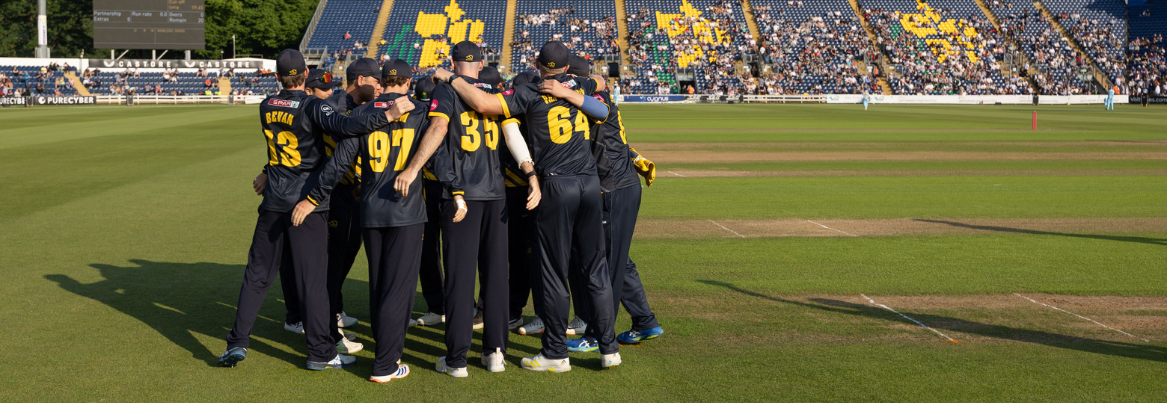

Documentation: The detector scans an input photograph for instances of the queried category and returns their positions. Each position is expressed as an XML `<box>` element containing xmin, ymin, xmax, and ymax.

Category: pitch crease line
<box><xmin>861</xmin><ymin>294</ymin><xmax>959</xmax><ymax>343</ymax></box>
<box><xmin>667</xmin><ymin>170</ymin><xmax>687</xmax><ymax>177</ymax></box>
<box><xmin>807</xmin><ymin>220</ymin><xmax>858</xmax><ymax>237</ymax></box>
<box><xmin>708</xmin><ymin>220</ymin><xmax>746</xmax><ymax>238</ymax></box>
<box><xmin>1014</xmin><ymin>293</ymin><xmax>1149</xmax><ymax>342</ymax></box>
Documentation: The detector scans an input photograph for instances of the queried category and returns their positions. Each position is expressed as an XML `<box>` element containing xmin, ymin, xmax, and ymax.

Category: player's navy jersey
<box><xmin>591</xmin><ymin>91</ymin><xmax>639</xmax><ymax>192</ymax></box>
<box><xmin>497</xmin><ymin>73</ymin><xmax>604</xmax><ymax>177</ymax></box>
<box><xmin>258</xmin><ymin>89</ymin><xmax>389</xmax><ymax>213</ymax></box>
<box><xmin>321</xmin><ymin>91</ymin><xmax>361</xmax><ymax>186</ymax></box>
<box><xmin>308</xmin><ymin>92</ymin><xmax>431</xmax><ymax>228</ymax></box>
<box><xmin>429</xmin><ymin>76</ymin><xmax>506</xmax><ymax>201</ymax></box>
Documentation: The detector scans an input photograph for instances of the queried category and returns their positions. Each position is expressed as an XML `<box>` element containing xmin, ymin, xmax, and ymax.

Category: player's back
<box><xmin>591</xmin><ymin>91</ymin><xmax>638</xmax><ymax>192</ymax></box>
<box><xmin>348</xmin><ymin>93</ymin><xmax>431</xmax><ymax>227</ymax></box>
<box><xmin>259</xmin><ymin>90</ymin><xmax>326</xmax><ymax>212</ymax></box>
<box><xmin>429</xmin><ymin>76</ymin><xmax>506</xmax><ymax>201</ymax></box>
<box><xmin>502</xmin><ymin>73</ymin><xmax>602</xmax><ymax>177</ymax></box>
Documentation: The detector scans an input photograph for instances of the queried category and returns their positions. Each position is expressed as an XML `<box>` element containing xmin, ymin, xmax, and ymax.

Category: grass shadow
<box><xmin>913</xmin><ymin>219</ymin><xmax>1167</xmax><ymax>246</ymax></box>
<box><xmin>697</xmin><ymin>280</ymin><xmax>1167</xmax><ymax>364</ymax></box>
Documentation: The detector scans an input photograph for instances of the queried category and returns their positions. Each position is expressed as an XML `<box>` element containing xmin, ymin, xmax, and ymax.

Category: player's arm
<box><xmin>590</xmin><ymin>75</ymin><xmax>608</xmax><ymax>93</ymax></box>
<box><xmin>292</xmin><ymin>136</ymin><xmax>359</xmax><ymax>226</ymax></box>
<box><xmin>628</xmin><ymin>146</ymin><xmax>656</xmax><ymax>187</ymax></box>
<box><xmin>396</xmin><ymin>92</ymin><xmax>453</xmax><ymax>196</ymax></box>
<box><xmin>429</xmin><ymin>135</ymin><xmax>469</xmax><ymax>222</ymax></box>
<box><xmin>432</xmin><ymin>69</ymin><xmax>506</xmax><ymax>116</ymax></box>
<box><xmin>253</xmin><ymin>165</ymin><xmax>268</xmax><ymax>195</ymax></box>
<box><xmin>501</xmin><ymin>119</ymin><xmax>540</xmax><ymax>209</ymax></box>
<box><xmin>539</xmin><ymin>79</ymin><xmax>608</xmax><ymax>120</ymax></box>
<box><xmin>309</xmin><ymin>96</ymin><xmax>414</xmax><ymax>137</ymax></box>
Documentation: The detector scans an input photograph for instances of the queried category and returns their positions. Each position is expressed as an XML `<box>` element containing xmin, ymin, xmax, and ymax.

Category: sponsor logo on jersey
<box><xmin>267</xmin><ymin>99</ymin><xmax>300</xmax><ymax>108</ymax></box>
<box><xmin>374</xmin><ymin>101</ymin><xmax>393</xmax><ymax>108</ymax></box>
<box><xmin>502</xmin><ymin>89</ymin><xmax>514</xmax><ymax>96</ymax></box>
<box><xmin>592</xmin><ymin>94</ymin><xmax>605</xmax><ymax>102</ymax></box>
<box><xmin>473</xmin><ymin>83</ymin><xmax>493</xmax><ymax>90</ymax></box>
<box><xmin>322</xmin><ymin>104</ymin><xmax>335</xmax><ymax>115</ymax></box>
<box><xmin>561</xmin><ymin>80</ymin><xmax>576</xmax><ymax>89</ymax></box>
<box><xmin>430</xmin><ymin>100</ymin><xmax>439</xmax><ymax>111</ymax></box>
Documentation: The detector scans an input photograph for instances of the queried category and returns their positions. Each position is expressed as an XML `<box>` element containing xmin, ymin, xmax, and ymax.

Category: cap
<box><xmin>381</xmin><ymin>59</ymin><xmax>413</xmax><ymax>78</ymax></box>
<box><xmin>537</xmin><ymin>41</ymin><xmax>569</xmax><ymax>69</ymax></box>
<box><xmin>276</xmin><ymin>49</ymin><xmax>307</xmax><ymax>77</ymax></box>
<box><xmin>479</xmin><ymin>66</ymin><xmax>502</xmax><ymax>87</ymax></box>
<box><xmin>451</xmin><ymin>41</ymin><xmax>482</xmax><ymax>62</ymax></box>
<box><xmin>306</xmin><ymin>69</ymin><xmax>342</xmax><ymax>89</ymax></box>
<box><xmin>511</xmin><ymin>71</ymin><xmax>539</xmax><ymax>87</ymax></box>
<box><xmin>413</xmin><ymin>76</ymin><xmax>436</xmax><ymax>102</ymax></box>
<box><xmin>567</xmin><ymin>55</ymin><xmax>591</xmax><ymax>77</ymax></box>
<box><xmin>346</xmin><ymin>58</ymin><xmax>381</xmax><ymax>82</ymax></box>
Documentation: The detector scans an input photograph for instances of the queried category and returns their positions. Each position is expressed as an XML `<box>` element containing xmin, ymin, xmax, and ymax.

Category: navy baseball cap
<box><xmin>537</xmin><ymin>41</ymin><xmax>569</xmax><ymax>69</ymax></box>
<box><xmin>382</xmin><ymin>59</ymin><xmax>413</xmax><ymax>78</ymax></box>
<box><xmin>451</xmin><ymin>41</ymin><xmax>482</xmax><ymax>62</ymax></box>
<box><xmin>511</xmin><ymin>71</ymin><xmax>539</xmax><ymax>86</ymax></box>
<box><xmin>414</xmin><ymin>76</ymin><xmax>436</xmax><ymax>101</ymax></box>
<box><xmin>276</xmin><ymin>49</ymin><xmax>307</xmax><ymax>76</ymax></box>
<box><xmin>479</xmin><ymin>66</ymin><xmax>502</xmax><ymax>88</ymax></box>
<box><xmin>346</xmin><ymin>58</ymin><xmax>381</xmax><ymax>82</ymax></box>
<box><xmin>567</xmin><ymin>55</ymin><xmax>590</xmax><ymax>77</ymax></box>
<box><xmin>306</xmin><ymin>69</ymin><xmax>342</xmax><ymax>89</ymax></box>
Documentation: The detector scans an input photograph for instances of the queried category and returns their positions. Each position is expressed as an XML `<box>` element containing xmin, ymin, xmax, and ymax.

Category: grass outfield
<box><xmin>1</xmin><ymin>103</ymin><xmax>1166</xmax><ymax>401</ymax></box>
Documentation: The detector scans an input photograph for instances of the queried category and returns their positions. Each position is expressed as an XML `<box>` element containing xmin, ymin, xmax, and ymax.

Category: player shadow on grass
<box><xmin>698</xmin><ymin>280</ymin><xmax>1167</xmax><ymax>364</ymax></box>
<box><xmin>914</xmin><ymin>219</ymin><xmax>1167</xmax><ymax>246</ymax></box>
<box><xmin>44</xmin><ymin>259</ymin><xmax>537</xmax><ymax>373</ymax></box>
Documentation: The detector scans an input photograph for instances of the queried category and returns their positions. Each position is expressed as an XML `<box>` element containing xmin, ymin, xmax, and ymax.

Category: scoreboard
<box><xmin>93</xmin><ymin>0</ymin><xmax>205</xmax><ymax>50</ymax></box>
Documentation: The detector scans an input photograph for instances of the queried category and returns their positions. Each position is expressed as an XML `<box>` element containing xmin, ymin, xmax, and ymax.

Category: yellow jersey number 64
<box><xmin>547</xmin><ymin>106</ymin><xmax>590</xmax><ymax>144</ymax></box>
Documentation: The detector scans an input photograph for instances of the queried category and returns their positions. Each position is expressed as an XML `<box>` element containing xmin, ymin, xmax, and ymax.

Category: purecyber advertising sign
<box><xmin>0</xmin><ymin>96</ymin><xmax>97</xmax><ymax>105</ymax></box>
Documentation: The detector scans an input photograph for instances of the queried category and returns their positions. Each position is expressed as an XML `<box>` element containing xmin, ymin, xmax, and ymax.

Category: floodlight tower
<box><xmin>35</xmin><ymin>0</ymin><xmax>50</xmax><ymax>58</ymax></box>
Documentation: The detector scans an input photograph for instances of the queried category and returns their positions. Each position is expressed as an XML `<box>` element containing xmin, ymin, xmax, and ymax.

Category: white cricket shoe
<box><xmin>416</xmin><ymin>312</ymin><xmax>445</xmax><ymax>326</ymax></box>
<box><xmin>409</xmin><ymin>318</ymin><xmax>417</xmax><ymax>327</ymax></box>
<box><xmin>518</xmin><ymin>317</ymin><xmax>544</xmax><ymax>335</ymax></box>
<box><xmin>337</xmin><ymin>311</ymin><xmax>358</xmax><ymax>328</ymax></box>
<box><xmin>507</xmin><ymin>317</ymin><xmax>524</xmax><ymax>330</ymax></box>
<box><xmin>307</xmin><ymin>354</ymin><xmax>356</xmax><ymax>370</ymax></box>
<box><xmin>343</xmin><ymin>331</ymin><xmax>356</xmax><ymax>341</ymax></box>
<box><xmin>284</xmin><ymin>321</ymin><xmax>304</xmax><ymax>334</ymax></box>
<box><xmin>369</xmin><ymin>364</ymin><xmax>410</xmax><ymax>383</ymax></box>
<box><xmin>481</xmin><ymin>347</ymin><xmax>505</xmax><ymax>372</ymax></box>
<box><xmin>601</xmin><ymin>352</ymin><xmax>622</xmax><ymax>369</ymax></box>
<box><xmin>472</xmin><ymin>309</ymin><xmax>484</xmax><ymax>330</ymax></box>
<box><xmin>566</xmin><ymin>315</ymin><xmax>587</xmax><ymax>335</ymax></box>
<box><xmin>336</xmin><ymin>336</ymin><xmax>364</xmax><ymax>354</ymax></box>
<box><xmin>436</xmin><ymin>356</ymin><xmax>468</xmax><ymax>378</ymax></box>
<box><xmin>521</xmin><ymin>353</ymin><xmax>570</xmax><ymax>373</ymax></box>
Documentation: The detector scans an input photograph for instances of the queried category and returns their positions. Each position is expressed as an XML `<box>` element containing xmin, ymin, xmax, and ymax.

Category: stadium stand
<box><xmin>860</xmin><ymin>0</ymin><xmax>1033</xmax><ymax>95</ymax></box>
<box><xmin>623</xmin><ymin>0</ymin><xmax>755</xmax><ymax>94</ymax></box>
<box><xmin>73</xmin><ymin>67</ymin><xmax>278</xmax><ymax>96</ymax></box>
<box><xmin>1043</xmin><ymin>0</ymin><xmax>1128</xmax><ymax>89</ymax></box>
<box><xmin>0</xmin><ymin>63</ymin><xmax>79</xmax><ymax>96</ymax></box>
<box><xmin>995</xmin><ymin>0</ymin><xmax>1094</xmax><ymax>94</ymax></box>
<box><xmin>306</xmin><ymin>0</ymin><xmax>384</xmax><ymax>61</ymax></box>
<box><xmin>375</xmin><ymin>0</ymin><xmax>506</xmax><ymax>76</ymax></box>
<box><xmin>1127</xmin><ymin>0</ymin><xmax>1165</xmax><ymax>98</ymax></box>
<box><xmin>511</xmin><ymin>1</ymin><xmax>620</xmax><ymax>74</ymax></box>
<box><xmin>751</xmin><ymin>0</ymin><xmax>877</xmax><ymax>95</ymax></box>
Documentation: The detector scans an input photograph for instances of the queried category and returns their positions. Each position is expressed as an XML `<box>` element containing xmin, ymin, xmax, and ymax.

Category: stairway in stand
<box><xmin>500</xmin><ymin>0</ymin><xmax>518</xmax><ymax>74</ymax></box>
<box><xmin>972</xmin><ymin>0</ymin><xmax>1040</xmax><ymax>92</ymax></box>
<box><xmin>1035</xmin><ymin>1</ymin><xmax>1112</xmax><ymax>89</ymax></box>
<box><xmin>64</xmin><ymin>72</ymin><xmax>91</xmax><ymax>96</ymax></box>
<box><xmin>366</xmin><ymin>0</ymin><xmax>398</xmax><ymax>58</ymax></box>
<box><xmin>847</xmin><ymin>0</ymin><xmax>893</xmax><ymax>94</ymax></box>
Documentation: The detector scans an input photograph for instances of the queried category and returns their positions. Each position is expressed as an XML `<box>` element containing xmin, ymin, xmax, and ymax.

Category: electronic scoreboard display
<box><xmin>93</xmin><ymin>0</ymin><xmax>205</xmax><ymax>50</ymax></box>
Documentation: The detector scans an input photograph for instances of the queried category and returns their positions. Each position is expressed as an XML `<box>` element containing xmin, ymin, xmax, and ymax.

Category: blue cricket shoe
<box><xmin>617</xmin><ymin>326</ymin><xmax>664</xmax><ymax>344</ymax></box>
<box><xmin>566</xmin><ymin>337</ymin><xmax>599</xmax><ymax>353</ymax></box>
<box><xmin>218</xmin><ymin>347</ymin><xmax>247</xmax><ymax>367</ymax></box>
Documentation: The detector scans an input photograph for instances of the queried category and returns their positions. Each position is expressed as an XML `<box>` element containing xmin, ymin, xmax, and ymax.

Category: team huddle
<box><xmin>218</xmin><ymin>40</ymin><xmax>662</xmax><ymax>382</ymax></box>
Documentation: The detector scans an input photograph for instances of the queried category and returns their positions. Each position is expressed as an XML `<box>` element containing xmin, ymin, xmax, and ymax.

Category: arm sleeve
<box><xmin>307</xmin><ymin>98</ymin><xmax>389</xmax><ymax>138</ymax></box>
<box><xmin>306</xmin><ymin>136</ymin><xmax>360</xmax><ymax>205</ymax></box>
<box><xmin>430</xmin><ymin>134</ymin><xmax>463</xmax><ymax>197</ymax></box>
<box><xmin>501</xmin><ymin>119</ymin><xmax>532</xmax><ymax>166</ymax></box>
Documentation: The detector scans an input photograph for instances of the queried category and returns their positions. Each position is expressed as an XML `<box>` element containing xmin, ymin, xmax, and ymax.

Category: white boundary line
<box><xmin>1014</xmin><ymin>293</ymin><xmax>1149</xmax><ymax>342</ymax></box>
<box><xmin>707</xmin><ymin>219</ymin><xmax>746</xmax><ymax>238</ymax></box>
<box><xmin>861</xmin><ymin>294</ymin><xmax>960</xmax><ymax>343</ymax></box>
<box><xmin>807</xmin><ymin>220</ymin><xmax>858</xmax><ymax>237</ymax></box>
<box><xmin>667</xmin><ymin>170</ymin><xmax>687</xmax><ymax>177</ymax></box>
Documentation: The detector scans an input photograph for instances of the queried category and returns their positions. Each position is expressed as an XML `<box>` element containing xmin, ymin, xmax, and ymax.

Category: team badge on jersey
<box><xmin>430</xmin><ymin>100</ymin><xmax>439</xmax><ymax>111</ymax></box>
<box><xmin>267</xmin><ymin>99</ymin><xmax>300</xmax><ymax>108</ymax></box>
<box><xmin>321</xmin><ymin>104</ymin><xmax>335</xmax><ymax>115</ymax></box>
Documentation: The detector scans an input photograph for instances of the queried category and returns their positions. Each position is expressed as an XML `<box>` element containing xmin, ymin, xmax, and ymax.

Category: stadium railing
<box><xmin>95</xmin><ymin>95</ymin><xmax>269</xmax><ymax>105</ymax></box>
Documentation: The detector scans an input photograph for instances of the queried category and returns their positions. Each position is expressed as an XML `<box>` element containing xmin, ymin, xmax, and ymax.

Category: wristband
<box><xmin>525</xmin><ymin>171</ymin><xmax>538</xmax><ymax>178</ymax></box>
<box><xmin>455</xmin><ymin>199</ymin><xmax>467</xmax><ymax>211</ymax></box>
<box><xmin>449</xmin><ymin>75</ymin><xmax>461</xmax><ymax>84</ymax></box>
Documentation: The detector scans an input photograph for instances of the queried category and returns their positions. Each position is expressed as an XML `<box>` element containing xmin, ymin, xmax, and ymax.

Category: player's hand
<box><xmin>452</xmin><ymin>195</ymin><xmax>468</xmax><ymax>223</ymax></box>
<box><xmin>633</xmin><ymin>155</ymin><xmax>656</xmax><ymax>187</ymax></box>
<box><xmin>433</xmin><ymin>69</ymin><xmax>454</xmax><ymax>83</ymax></box>
<box><xmin>252</xmin><ymin>173</ymin><xmax>267</xmax><ymax>195</ymax></box>
<box><xmin>526</xmin><ymin>176</ymin><xmax>542</xmax><ymax>210</ymax></box>
<box><xmin>291</xmin><ymin>200</ymin><xmax>315</xmax><ymax>226</ymax></box>
<box><xmin>385</xmin><ymin>96</ymin><xmax>415</xmax><ymax>121</ymax></box>
<box><xmin>395</xmin><ymin>169</ymin><xmax>417</xmax><ymax>196</ymax></box>
<box><xmin>538</xmin><ymin>79</ymin><xmax>575</xmax><ymax>99</ymax></box>
<box><xmin>352</xmin><ymin>185</ymin><xmax>361</xmax><ymax>201</ymax></box>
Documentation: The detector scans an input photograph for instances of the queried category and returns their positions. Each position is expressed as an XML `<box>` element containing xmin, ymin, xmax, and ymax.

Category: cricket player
<box><xmin>862</xmin><ymin>90</ymin><xmax>870</xmax><ymax>111</ymax></box>
<box><xmin>561</xmin><ymin>58</ymin><xmax>663</xmax><ymax>353</ymax></box>
<box><xmin>426</xmin><ymin>41</ymin><xmax>621</xmax><ymax>371</ymax></box>
<box><xmin>1106</xmin><ymin>85</ymin><xmax>1115</xmax><ymax>111</ymax></box>
<box><xmin>298</xmin><ymin>59</ymin><xmax>429</xmax><ymax>383</ymax></box>
<box><xmin>218</xmin><ymin>49</ymin><xmax>413</xmax><ymax>370</ymax></box>
<box><xmin>393</xmin><ymin>41</ymin><xmax>539</xmax><ymax>377</ymax></box>
<box><xmin>412</xmin><ymin>76</ymin><xmax>448</xmax><ymax>327</ymax></box>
